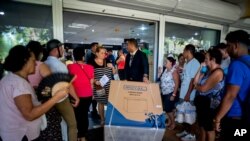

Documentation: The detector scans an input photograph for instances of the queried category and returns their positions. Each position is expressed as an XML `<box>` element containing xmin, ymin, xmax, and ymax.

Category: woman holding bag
<box><xmin>67</xmin><ymin>47</ymin><xmax>94</xmax><ymax>141</ymax></box>
<box><xmin>193</xmin><ymin>48</ymin><xmax>224</xmax><ymax>141</ymax></box>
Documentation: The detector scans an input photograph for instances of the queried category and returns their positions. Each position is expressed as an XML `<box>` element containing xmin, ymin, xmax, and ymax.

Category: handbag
<box><xmin>95</xmin><ymin>84</ymin><xmax>106</xmax><ymax>96</ymax></box>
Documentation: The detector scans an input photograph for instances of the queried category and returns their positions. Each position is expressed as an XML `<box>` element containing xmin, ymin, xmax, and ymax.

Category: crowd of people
<box><xmin>0</xmin><ymin>30</ymin><xmax>249</xmax><ymax>141</ymax></box>
<box><xmin>157</xmin><ymin>30</ymin><xmax>250</xmax><ymax>141</ymax></box>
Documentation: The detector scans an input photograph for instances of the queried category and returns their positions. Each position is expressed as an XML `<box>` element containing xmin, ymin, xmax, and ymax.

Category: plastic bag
<box><xmin>176</xmin><ymin>102</ymin><xmax>186</xmax><ymax>123</ymax></box>
<box><xmin>184</xmin><ymin>102</ymin><xmax>196</xmax><ymax>125</ymax></box>
<box><xmin>175</xmin><ymin>102</ymin><xmax>196</xmax><ymax>124</ymax></box>
<box><xmin>95</xmin><ymin>84</ymin><xmax>106</xmax><ymax>96</ymax></box>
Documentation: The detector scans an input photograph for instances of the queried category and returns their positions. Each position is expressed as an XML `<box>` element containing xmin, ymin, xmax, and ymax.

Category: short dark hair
<box><xmin>178</xmin><ymin>53</ymin><xmax>183</xmax><ymax>60</ymax></box>
<box><xmin>127</xmin><ymin>38</ymin><xmax>138</xmax><ymax>48</ymax></box>
<box><xmin>194</xmin><ymin>52</ymin><xmax>205</xmax><ymax>63</ymax></box>
<box><xmin>225</xmin><ymin>30</ymin><xmax>250</xmax><ymax>46</ymax></box>
<box><xmin>207</xmin><ymin>48</ymin><xmax>222</xmax><ymax>65</ymax></box>
<box><xmin>216</xmin><ymin>43</ymin><xmax>227</xmax><ymax>50</ymax></box>
<box><xmin>90</xmin><ymin>42</ymin><xmax>98</xmax><ymax>48</ymax></box>
<box><xmin>73</xmin><ymin>47</ymin><xmax>85</xmax><ymax>61</ymax></box>
<box><xmin>184</xmin><ymin>44</ymin><xmax>196</xmax><ymax>55</ymax></box>
<box><xmin>4</xmin><ymin>45</ymin><xmax>31</xmax><ymax>72</ymax></box>
<box><xmin>26</xmin><ymin>40</ymin><xmax>43</xmax><ymax>60</ymax></box>
<box><xmin>167</xmin><ymin>57</ymin><xmax>176</xmax><ymax>66</ymax></box>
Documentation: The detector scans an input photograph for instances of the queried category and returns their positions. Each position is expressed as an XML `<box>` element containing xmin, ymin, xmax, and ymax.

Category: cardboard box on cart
<box><xmin>105</xmin><ymin>80</ymin><xmax>166</xmax><ymax>141</ymax></box>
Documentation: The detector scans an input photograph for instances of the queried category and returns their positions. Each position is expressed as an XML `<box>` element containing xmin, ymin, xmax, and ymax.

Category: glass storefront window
<box><xmin>0</xmin><ymin>1</ymin><xmax>53</xmax><ymax>59</ymax></box>
<box><xmin>165</xmin><ymin>22</ymin><xmax>220</xmax><ymax>57</ymax></box>
<box><xmin>63</xmin><ymin>11</ymin><xmax>157</xmax><ymax>81</ymax></box>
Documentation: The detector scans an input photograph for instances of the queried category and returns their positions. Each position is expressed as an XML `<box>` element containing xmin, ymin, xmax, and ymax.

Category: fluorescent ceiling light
<box><xmin>0</xmin><ymin>11</ymin><xmax>4</xmax><ymax>15</ymax></box>
<box><xmin>68</xmin><ymin>23</ymin><xmax>92</xmax><ymax>29</ymax></box>
<box><xmin>64</xmin><ymin>31</ymin><xmax>77</xmax><ymax>35</ymax></box>
<box><xmin>140</xmin><ymin>26</ymin><xmax>146</xmax><ymax>31</ymax></box>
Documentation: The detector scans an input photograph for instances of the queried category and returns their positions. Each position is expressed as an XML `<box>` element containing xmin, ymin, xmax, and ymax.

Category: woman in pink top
<box><xmin>116</xmin><ymin>49</ymin><xmax>126</xmax><ymax>80</ymax></box>
<box><xmin>26</xmin><ymin>41</ymin><xmax>64</xmax><ymax>140</ymax></box>
<box><xmin>67</xmin><ymin>47</ymin><xmax>94</xmax><ymax>141</ymax></box>
<box><xmin>0</xmin><ymin>45</ymin><xmax>68</xmax><ymax>141</ymax></box>
<box><xmin>27</xmin><ymin>41</ymin><xmax>51</xmax><ymax>88</ymax></box>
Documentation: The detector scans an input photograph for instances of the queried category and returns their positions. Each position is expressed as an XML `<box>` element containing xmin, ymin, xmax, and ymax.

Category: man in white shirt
<box><xmin>177</xmin><ymin>44</ymin><xmax>200</xmax><ymax>141</ymax></box>
<box><xmin>45</xmin><ymin>39</ymin><xmax>79</xmax><ymax>141</ymax></box>
<box><xmin>180</xmin><ymin>45</ymin><xmax>200</xmax><ymax>102</ymax></box>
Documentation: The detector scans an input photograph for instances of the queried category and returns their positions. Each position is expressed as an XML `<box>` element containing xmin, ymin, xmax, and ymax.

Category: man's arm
<box><xmin>184</xmin><ymin>78</ymin><xmax>195</xmax><ymax>101</ymax></box>
<box><xmin>214</xmin><ymin>85</ymin><xmax>240</xmax><ymax>131</ymax></box>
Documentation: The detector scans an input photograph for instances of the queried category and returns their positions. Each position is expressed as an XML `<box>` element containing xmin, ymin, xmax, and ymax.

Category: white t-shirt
<box><xmin>0</xmin><ymin>73</ymin><xmax>41</xmax><ymax>141</ymax></box>
<box><xmin>179</xmin><ymin>58</ymin><xmax>200</xmax><ymax>101</ymax></box>
<box><xmin>45</xmin><ymin>56</ymin><xmax>68</xmax><ymax>73</ymax></box>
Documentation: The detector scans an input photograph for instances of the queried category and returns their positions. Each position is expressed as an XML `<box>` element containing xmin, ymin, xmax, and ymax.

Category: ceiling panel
<box><xmin>0</xmin><ymin>1</ymin><xmax>52</xmax><ymax>29</ymax></box>
<box><xmin>63</xmin><ymin>11</ymin><xmax>156</xmax><ymax>45</ymax></box>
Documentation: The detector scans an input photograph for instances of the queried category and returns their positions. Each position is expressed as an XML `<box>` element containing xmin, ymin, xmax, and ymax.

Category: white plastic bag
<box><xmin>114</xmin><ymin>73</ymin><xmax>120</xmax><ymax>80</ymax></box>
<box><xmin>184</xmin><ymin>102</ymin><xmax>196</xmax><ymax>125</ymax></box>
<box><xmin>176</xmin><ymin>102</ymin><xmax>186</xmax><ymax>123</ymax></box>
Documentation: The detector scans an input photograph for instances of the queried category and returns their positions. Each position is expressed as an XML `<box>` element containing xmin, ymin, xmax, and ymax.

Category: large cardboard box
<box><xmin>105</xmin><ymin>80</ymin><xmax>166</xmax><ymax>141</ymax></box>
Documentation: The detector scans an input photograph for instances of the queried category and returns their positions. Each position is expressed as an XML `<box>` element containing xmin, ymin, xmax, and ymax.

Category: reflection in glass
<box><xmin>165</xmin><ymin>22</ymin><xmax>220</xmax><ymax>57</ymax></box>
<box><xmin>0</xmin><ymin>1</ymin><xmax>53</xmax><ymax>59</ymax></box>
<box><xmin>63</xmin><ymin>11</ymin><xmax>157</xmax><ymax>81</ymax></box>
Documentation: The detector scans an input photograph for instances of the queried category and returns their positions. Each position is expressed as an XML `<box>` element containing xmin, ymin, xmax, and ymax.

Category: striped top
<box><xmin>93</xmin><ymin>67</ymin><xmax>112</xmax><ymax>104</ymax></box>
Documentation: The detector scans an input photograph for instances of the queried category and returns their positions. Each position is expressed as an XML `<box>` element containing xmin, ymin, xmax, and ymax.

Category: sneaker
<box><xmin>176</xmin><ymin>130</ymin><xmax>188</xmax><ymax>137</ymax></box>
<box><xmin>180</xmin><ymin>134</ymin><xmax>196</xmax><ymax>141</ymax></box>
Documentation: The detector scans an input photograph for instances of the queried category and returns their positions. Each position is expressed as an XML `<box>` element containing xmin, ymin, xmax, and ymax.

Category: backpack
<box><xmin>236</xmin><ymin>58</ymin><xmax>250</xmax><ymax>124</ymax></box>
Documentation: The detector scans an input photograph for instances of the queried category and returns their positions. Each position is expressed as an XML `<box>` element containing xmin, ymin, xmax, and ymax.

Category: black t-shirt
<box><xmin>87</xmin><ymin>53</ymin><xmax>96</xmax><ymax>65</ymax></box>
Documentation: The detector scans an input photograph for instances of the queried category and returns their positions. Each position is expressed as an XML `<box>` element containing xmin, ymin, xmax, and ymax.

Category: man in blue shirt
<box><xmin>215</xmin><ymin>30</ymin><xmax>250</xmax><ymax>141</ymax></box>
<box><xmin>106</xmin><ymin>49</ymin><xmax>116</xmax><ymax>67</ymax></box>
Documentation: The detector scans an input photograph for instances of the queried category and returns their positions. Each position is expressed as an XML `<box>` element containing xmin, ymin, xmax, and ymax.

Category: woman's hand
<box><xmin>53</xmin><ymin>87</ymin><xmax>69</xmax><ymax>102</ymax></box>
<box><xmin>201</xmin><ymin>62</ymin><xmax>206</xmax><ymax>67</ymax></box>
<box><xmin>107</xmin><ymin>63</ymin><xmax>114</xmax><ymax>68</ymax></box>
<box><xmin>95</xmin><ymin>80</ymin><xmax>101</xmax><ymax>86</ymax></box>
<box><xmin>170</xmin><ymin>95</ymin><xmax>175</xmax><ymax>101</ymax></box>
<box><xmin>107</xmin><ymin>63</ymin><xmax>116</xmax><ymax>74</ymax></box>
